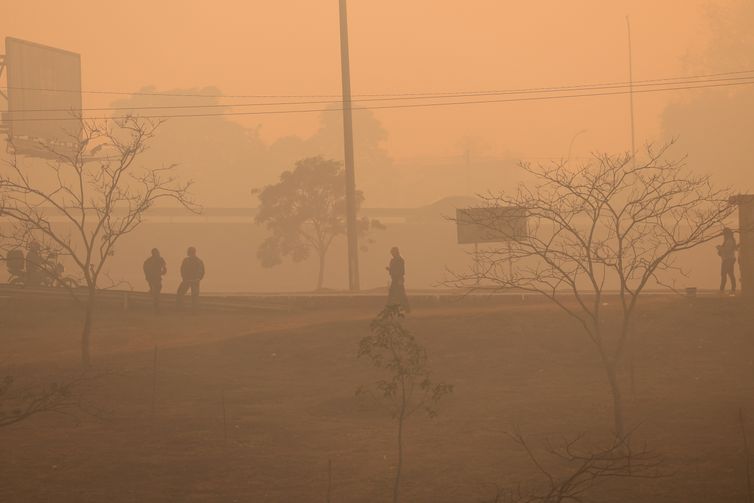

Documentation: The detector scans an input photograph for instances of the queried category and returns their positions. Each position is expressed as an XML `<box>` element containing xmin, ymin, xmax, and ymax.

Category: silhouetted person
<box><xmin>143</xmin><ymin>248</ymin><xmax>167</xmax><ymax>313</ymax></box>
<box><xmin>25</xmin><ymin>242</ymin><xmax>44</xmax><ymax>287</ymax></box>
<box><xmin>6</xmin><ymin>249</ymin><xmax>25</xmax><ymax>281</ymax></box>
<box><xmin>177</xmin><ymin>246</ymin><xmax>205</xmax><ymax>311</ymax></box>
<box><xmin>386</xmin><ymin>246</ymin><xmax>410</xmax><ymax>312</ymax></box>
<box><xmin>717</xmin><ymin>227</ymin><xmax>737</xmax><ymax>295</ymax></box>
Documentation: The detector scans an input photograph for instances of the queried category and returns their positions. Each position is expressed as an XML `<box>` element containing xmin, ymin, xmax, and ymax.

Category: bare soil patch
<box><xmin>1</xmin><ymin>295</ymin><xmax>753</xmax><ymax>502</ymax></box>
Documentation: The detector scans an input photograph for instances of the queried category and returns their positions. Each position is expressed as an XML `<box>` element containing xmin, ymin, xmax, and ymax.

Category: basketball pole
<box><xmin>339</xmin><ymin>0</ymin><xmax>361</xmax><ymax>292</ymax></box>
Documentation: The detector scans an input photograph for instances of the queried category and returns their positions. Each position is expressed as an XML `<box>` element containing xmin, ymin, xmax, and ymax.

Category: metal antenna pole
<box><xmin>339</xmin><ymin>0</ymin><xmax>360</xmax><ymax>291</ymax></box>
<box><xmin>626</xmin><ymin>16</ymin><xmax>637</xmax><ymax>169</ymax></box>
<box><xmin>465</xmin><ymin>148</ymin><xmax>472</xmax><ymax>196</ymax></box>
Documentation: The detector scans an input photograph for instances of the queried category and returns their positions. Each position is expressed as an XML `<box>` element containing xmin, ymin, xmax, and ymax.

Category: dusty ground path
<box><xmin>0</xmin><ymin>291</ymin><xmax>533</xmax><ymax>365</ymax></box>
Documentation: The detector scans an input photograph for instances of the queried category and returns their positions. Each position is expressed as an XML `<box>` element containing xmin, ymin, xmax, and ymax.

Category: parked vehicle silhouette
<box><xmin>5</xmin><ymin>248</ymin><xmax>79</xmax><ymax>289</ymax></box>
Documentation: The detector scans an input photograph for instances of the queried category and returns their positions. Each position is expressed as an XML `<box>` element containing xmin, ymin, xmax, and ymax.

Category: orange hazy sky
<box><xmin>4</xmin><ymin>1</ymin><xmax>722</xmax><ymax>160</ymax></box>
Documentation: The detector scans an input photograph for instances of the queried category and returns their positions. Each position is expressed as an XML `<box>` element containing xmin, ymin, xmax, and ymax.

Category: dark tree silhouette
<box><xmin>485</xmin><ymin>430</ymin><xmax>662</xmax><ymax>503</ymax></box>
<box><xmin>108</xmin><ymin>87</ymin><xmax>271</xmax><ymax>206</ymax></box>
<box><xmin>0</xmin><ymin>373</ymin><xmax>96</xmax><ymax>428</ymax></box>
<box><xmin>254</xmin><ymin>156</ymin><xmax>382</xmax><ymax>290</ymax></box>
<box><xmin>0</xmin><ymin>116</ymin><xmax>196</xmax><ymax>366</ymax></box>
<box><xmin>662</xmin><ymin>0</ymin><xmax>754</xmax><ymax>188</ymax></box>
<box><xmin>357</xmin><ymin>305</ymin><xmax>453</xmax><ymax>503</ymax></box>
<box><xmin>452</xmin><ymin>144</ymin><xmax>734</xmax><ymax>439</ymax></box>
<box><xmin>268</xmin><ymin>106</ymin><xmax>397</xmax><ymax>206</ymax></box>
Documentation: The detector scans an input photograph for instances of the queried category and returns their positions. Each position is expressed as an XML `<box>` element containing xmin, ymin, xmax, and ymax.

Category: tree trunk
<box><xmin>81</xmin><ymin>287</ymin><xmax>95</xmax><ymax>367</ymax></box>
<box><xmin>316</xmin><ymin>251</ymin><xmax>326</xmax><ymax>291</ymax></box>
<box><xmin>604</xmin><ymin>363</ymin><xmax>625</xmax><ymax>440</ymax></box>
<box><xmin>393</xmin><ymin>412</ymin><xmax>404</xmax><ymax>503</ymax></box>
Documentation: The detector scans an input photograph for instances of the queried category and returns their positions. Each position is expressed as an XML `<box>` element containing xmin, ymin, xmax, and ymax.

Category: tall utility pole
<box><xmin>339</xmin><ymin>0</ymin><xmax>360</xmax><ymax>291</ymax></box>
<box><xmin>464</xmin><ymin>148</ymin><xmax>471</xmax><ymax>196</ymax></box>
<box><xmin>626</xmin><ymin>16</ymin><xmax>637</xmax><ymax>169</ymax></box>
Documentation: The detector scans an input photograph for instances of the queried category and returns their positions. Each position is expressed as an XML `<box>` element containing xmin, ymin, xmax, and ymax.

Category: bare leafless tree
<box><xmin>452</xmin><ymin>143</ymin><xmax>734</xmax><ymax>438</ymax></box>
<box><xmin>484</xmin><ymin>430</ymin><xmax>662</xmax><ymax>503</ymax></box>
<box><xmin>0</xmin><ymin>116</ymin><xmax>196</xmax><ymax>366</ymax></box>
<box><xmin>0</xmin><ymin>372</ymin><xmax>101</xmax><ymax>428</ymax></box>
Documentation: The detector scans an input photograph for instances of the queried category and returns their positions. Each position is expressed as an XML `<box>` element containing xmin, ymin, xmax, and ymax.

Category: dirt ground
<box><xmin>1</xmin><ymin>294</ymin><xmax>754</xmax><ymax>502</ymax></box>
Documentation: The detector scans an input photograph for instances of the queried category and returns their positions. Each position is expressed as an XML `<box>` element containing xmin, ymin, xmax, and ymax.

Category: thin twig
<box><xmin>740</xmin><ymin>408</ymin><xmax>753</xmax><ymax>503</ymax></box>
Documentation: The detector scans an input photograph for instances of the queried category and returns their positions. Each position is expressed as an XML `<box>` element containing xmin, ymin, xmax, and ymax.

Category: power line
<box><xmin>4</xmin><ymin>77</ymin><xmax>754</xmax><ymax>122</ymax></box>
<box><xmin>9</xmin><ymin>73</ymin><xmax>754</xmax><ymax>114</ymax></box>
<box><xmin>2</xmin><ymin>68</ymin><xmax>754</xmax><ymax>100</ymax></box>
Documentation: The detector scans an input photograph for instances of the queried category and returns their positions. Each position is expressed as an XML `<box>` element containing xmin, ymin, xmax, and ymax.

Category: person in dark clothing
<box><xmin>177</xmin><ymin>246</ymin><xmax>205</xmax><ymax>310</ymax></box>
<box><xmin>143</xmin><ymin>248</ymin><xmax>167</xmax><ymax>313</ymax></box>
<box><xmin>717</xmin><ymin>227</ymin><xmax>737</xmax><ymax>295</ymax></box>
<box><xmin>386</xmin><ymin>246</ymin><xmax>410</xmax><ymax>312</ymax></box>
<box><xmin>25</xmin><ymin>242</ymin><xmax>45</xmax><ymax>287</ymax></box>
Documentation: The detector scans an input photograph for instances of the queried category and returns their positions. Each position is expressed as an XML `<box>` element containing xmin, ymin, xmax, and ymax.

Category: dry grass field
<box><xmin>1</xmin><ymin>293</ymin><xmax>753</xmax><ymax>502</ymax></box>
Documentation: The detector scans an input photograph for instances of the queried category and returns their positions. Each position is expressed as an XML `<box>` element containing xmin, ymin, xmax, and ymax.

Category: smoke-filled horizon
<box><xmin>5</xmin><ymin>1</ymin><xmax>751</xmax><ymax>200</ymax></box>
<box><xmin>4</xmin><ymin>5</ymin><xmax>754</xmax><ymax>502</ymax></box>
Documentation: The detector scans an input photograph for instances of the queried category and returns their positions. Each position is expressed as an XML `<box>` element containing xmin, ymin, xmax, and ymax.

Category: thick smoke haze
<box><xmin>3</xmin><ymin>0</ymin><xmax>752</xmax><ymax>291</ymax></box>
<box><xmin>3</xmin><ymin>2</ymin><xmax>754</xmax><ymax>503</ymax></box>
<box><xmin>6</xmin><ymin>0</ymin><xmax>746</xmax><ymax>197</ymax></box>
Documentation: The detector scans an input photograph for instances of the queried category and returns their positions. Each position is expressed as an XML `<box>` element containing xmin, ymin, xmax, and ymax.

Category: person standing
<box><xmin>386</xmin><ymin>246</ymin><xmax>410</xmax><ymax>312</ymax></box>
<box><xmin>177</xmin><ymin>246</ymin><xmax>205</xmax><ymax>311</ymax></box>
<box><xmin>25</xmin><ymin>242</ymin><xmax>44</xmax><ymax>287</ymax></box>
<box><xmin>717</xmin><ymin>228</ymin><xmax>738</xmax><ymax>295</ymax></box>
<box><xmin>143</xmin><ymin>248</ymin><xmax>167</xmax><ymax>313</ymax></box>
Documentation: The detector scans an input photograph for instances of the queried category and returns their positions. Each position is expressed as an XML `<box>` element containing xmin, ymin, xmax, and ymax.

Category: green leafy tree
<box><xmin>358</xmin><ymin>306</ymin><xmax>453</xmax><ymax>503</ymax></box>
<box><xmin>254</xmin><ymin>156</ymin><xmax>383</xmax><ymax>290</ymax></box>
